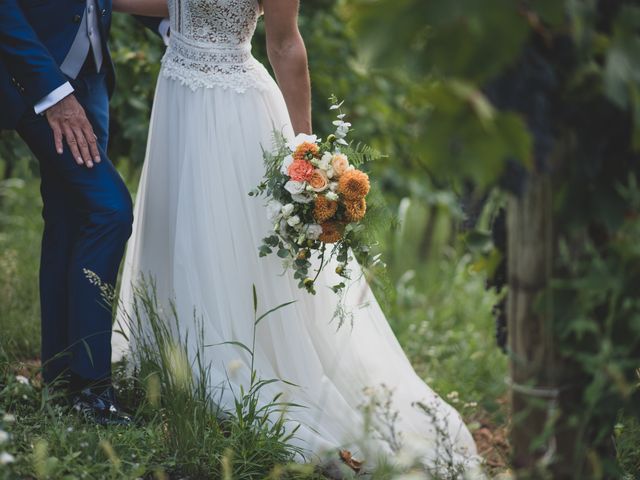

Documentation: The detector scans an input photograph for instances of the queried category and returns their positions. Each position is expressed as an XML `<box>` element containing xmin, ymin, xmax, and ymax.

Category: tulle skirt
<box><xmin>113</xmin><ymin>68</ymin><xmax>480</xmax><ymax>473</ymax></box>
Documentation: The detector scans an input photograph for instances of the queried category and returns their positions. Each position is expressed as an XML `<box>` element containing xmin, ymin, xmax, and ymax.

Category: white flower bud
<box><xmin>287</xmin><ymin>215</ymin><xmax>301</xmax><ymax>227</ymax></box>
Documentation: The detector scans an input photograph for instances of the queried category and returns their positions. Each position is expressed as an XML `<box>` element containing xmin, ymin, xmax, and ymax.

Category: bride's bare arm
<box><xmin>112</xmin><ymin>0</ymin><xmax>169</xmax><ymax>17</ymax></box>
<box><xmin>263</xmin><ymin>0</ymin><xmax>312</xmax><ymax>135</ymax></box>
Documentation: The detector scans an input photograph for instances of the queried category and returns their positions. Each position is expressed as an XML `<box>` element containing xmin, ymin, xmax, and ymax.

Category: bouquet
<box><xmin>251</xmin><ymin>99</ymin><xmax>385</xmax><ymax>303</ymax></box>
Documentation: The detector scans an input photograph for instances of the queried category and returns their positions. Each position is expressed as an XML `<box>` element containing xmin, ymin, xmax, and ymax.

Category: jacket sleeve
<box><xmin>0</xmin><ymin>0</ymin><xmax>68</xmax><ymax>106</ymax></box>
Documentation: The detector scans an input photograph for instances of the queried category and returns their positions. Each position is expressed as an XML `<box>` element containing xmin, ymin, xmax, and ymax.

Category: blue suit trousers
<box><xmin>16</xmin><ymin>68</ymin><xmax>132</xmax><ymax>384</ymax></box>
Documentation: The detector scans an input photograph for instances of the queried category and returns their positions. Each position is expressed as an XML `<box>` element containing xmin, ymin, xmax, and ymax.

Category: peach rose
<box><xmin>308</xmin><ymin>168</ymin><xmax>329</xmax><ymax>192</ymax></box>
<box><xmin>288</xmin><ymin>159</ymin><xmax>314</xmax><ymax>182</ymax></box>
<box><xmin>331</xmin><ymin>154</ymin><xmax>349</xmax><ymax>177</ymax></box>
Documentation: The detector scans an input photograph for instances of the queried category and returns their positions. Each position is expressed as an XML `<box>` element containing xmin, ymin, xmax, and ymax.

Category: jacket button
<box><xmin>73</xmin><ymin>14</ymin><xmax>81</xmax><ymax>23</ymax></box>
<box><xmin>101</xmin><ymin>9</ymin><xmax>107</xmax><ymax>16</ymax></box>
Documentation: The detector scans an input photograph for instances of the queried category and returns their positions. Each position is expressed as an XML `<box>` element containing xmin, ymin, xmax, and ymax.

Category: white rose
<box><xmin>284</xmin><ymin>180</ymin><xmax>306</xmax><ymax>195</ymax></box>
<box><xmin>291</xmin><ymin>193</ymin><xmax>314</xmax><ymax>204</ymax></box>
<box><xmin>0</xmin><ymin>452</ymin><xmax>15</xmax><ymax>465</ymax></box>
<box><xmin>287</xmin><ymin>133</ymin><xmax>319</xmax><ymax>151</ymax></box>
<box><xmin>281</xmin><ymin>203</ymin><xmax>295</xmax><ymax>217</ymax></box>
<box><xmin>287</xmin><ymin>215</ymin><xmax>301</xmax><ymax>227</ymax></box>
<box><xmin>318</xmin><ymin>152</ymin><xmax>332</xmax><ymax>170</ymax></box>
<box><xmin>280</xmin><ymin>154</ymin><xmax>294</xmax><ymax>175</ymax></box>
<box><xmin>266</xmin><ymin>200</ymin><xmax>283</xmax><ymax>222</ymax></box>
<box><xmin>305</xmin><ymin>223</ymin><xmax>323</xmax><ymax>240</ymax></box>
<box><xmin>325</xmin><ymin>191</ymin><xmax>339</xmax><ymax>201</ymax></box>
<box><xmin>0</xmin><ymin>430</ymin><xmax>8</xmax><ymax>444</ymax></box>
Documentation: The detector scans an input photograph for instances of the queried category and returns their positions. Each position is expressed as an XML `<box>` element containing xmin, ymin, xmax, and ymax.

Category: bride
<box><xmin>111</xmin><ymin>0</ymin><xmax>480</xmax><ymax>474</ymax></box>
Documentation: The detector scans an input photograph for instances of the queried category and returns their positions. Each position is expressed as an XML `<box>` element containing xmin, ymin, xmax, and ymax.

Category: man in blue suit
<box><xmin>0</xmin><ymin>0</ymin><xmax>166</xmax><ymax>425</ymax></box>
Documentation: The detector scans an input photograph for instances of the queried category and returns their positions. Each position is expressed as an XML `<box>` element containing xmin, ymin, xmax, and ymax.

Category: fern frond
<box><xmin>342</xmin><ymin>142</ymin><xmax>386</xmax><ymax>167</ymax></box>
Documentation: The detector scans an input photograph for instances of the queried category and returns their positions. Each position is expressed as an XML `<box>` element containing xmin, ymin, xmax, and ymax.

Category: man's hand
<box><xmin>45</xmin><ymin>94</ymin><xmax>101</xmax><ymax>168</ymax></box>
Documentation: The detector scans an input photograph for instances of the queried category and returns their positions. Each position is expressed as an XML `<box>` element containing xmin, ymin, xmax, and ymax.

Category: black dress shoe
<box><xmin>71</xmin><ymin>387</ymin><xmax>132</xmax><ymax>426</ymax></box>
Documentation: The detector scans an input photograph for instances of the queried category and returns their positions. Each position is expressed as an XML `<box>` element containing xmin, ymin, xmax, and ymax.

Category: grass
<box><xmin>1</xmin><ymin>177</ymin><xmax>639</xmax><ymax>478</ymax></box>
<box><xmin>0</xmin><ymin>178</ymin><xmax>41</xmax><ymax>360</ymax></box>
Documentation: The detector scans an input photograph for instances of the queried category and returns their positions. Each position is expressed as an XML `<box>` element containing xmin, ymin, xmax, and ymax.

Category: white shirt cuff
<box><xmin>34</xmin><ymin>82</ymin><xmax>74</xmax><ymax>115</ymax></box>
<box><xmin>159</xmin><ymin>19</ymin><xmax>170</xmax><ymax>46</ymax></box>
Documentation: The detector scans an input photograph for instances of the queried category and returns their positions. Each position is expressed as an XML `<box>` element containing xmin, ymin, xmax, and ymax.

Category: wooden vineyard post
<box><xmin>507</xmin><ymin>172</ymin><xmax>557</xmax><ymax>477</ymax></box>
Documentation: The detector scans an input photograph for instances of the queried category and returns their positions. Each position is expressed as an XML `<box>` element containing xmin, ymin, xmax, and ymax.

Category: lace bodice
<box><xmin>161</xmin><ymin>0</ymin><xmax>274</xmax><ymax>92</ymax></box>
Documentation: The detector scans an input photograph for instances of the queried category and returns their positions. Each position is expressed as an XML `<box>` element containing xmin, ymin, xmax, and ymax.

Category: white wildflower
<box><xmin>0</xmin><ymin>452</ymin><xmax>15</xmax><ymax>465</ymax></box>
<box><xmin>15</xmin><ymin>375</ymin><xmax>29</xmax><ymax>386</ymax></box>
<box><xmin>446</xmin><ymin>391</ymin><xmax>459</xmax><ymax>403</ymax></box>
<box><xmin>333</xmin><ymin>119</ymin><xmax>351</xmax><ymax>139</ymax></box>
<box><xmin>287</xmin><ymin>215</ymin><xmax>301</xmax><ymax>227</ymax></box>
<box><xmin>227</xmin><ymin>359</ymin><xmax>244</xmax><ymax>379</ymax></box>
<box><xmin>2</xmin><ymin>414</ymin><xmax>15</xmax><ymax>424</ymax></box>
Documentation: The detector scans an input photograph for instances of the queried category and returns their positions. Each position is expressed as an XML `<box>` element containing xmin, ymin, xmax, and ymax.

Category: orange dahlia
<box><xmin>344</xmin><ymin>198</ymin><xmax>367</xmax><ymax>222</ymax></box>
<box><xmin>319</xmin><ymin>221</ymin><xmax>343</xmax><ymax>244</ymax></box>
<box><xmin>293</xmin><ymin>142</ymin><xmax>320</xmax><ymax>162</ymax></box>
<box><xmin>313</xmin><ymin>195</ymin><xmax>338</xmax><ymax>223</ymax></box>
<box><xmin>338</xmin><ymin>169</ymin><xmax>370</xmax><ymax>201</ymax></box>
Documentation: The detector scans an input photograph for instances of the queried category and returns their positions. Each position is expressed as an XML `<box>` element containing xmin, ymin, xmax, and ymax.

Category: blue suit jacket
<box><xmin>0</xmin><ymin>0</ymin><xmax>161</xmax><ymax>130</ymax></box>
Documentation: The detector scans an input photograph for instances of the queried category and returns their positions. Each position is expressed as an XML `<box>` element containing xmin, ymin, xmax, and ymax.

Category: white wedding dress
<box><xmin>113</xmin><ymin>0</ymin><xmax>480</xmax><ymax>474</ymax></box>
